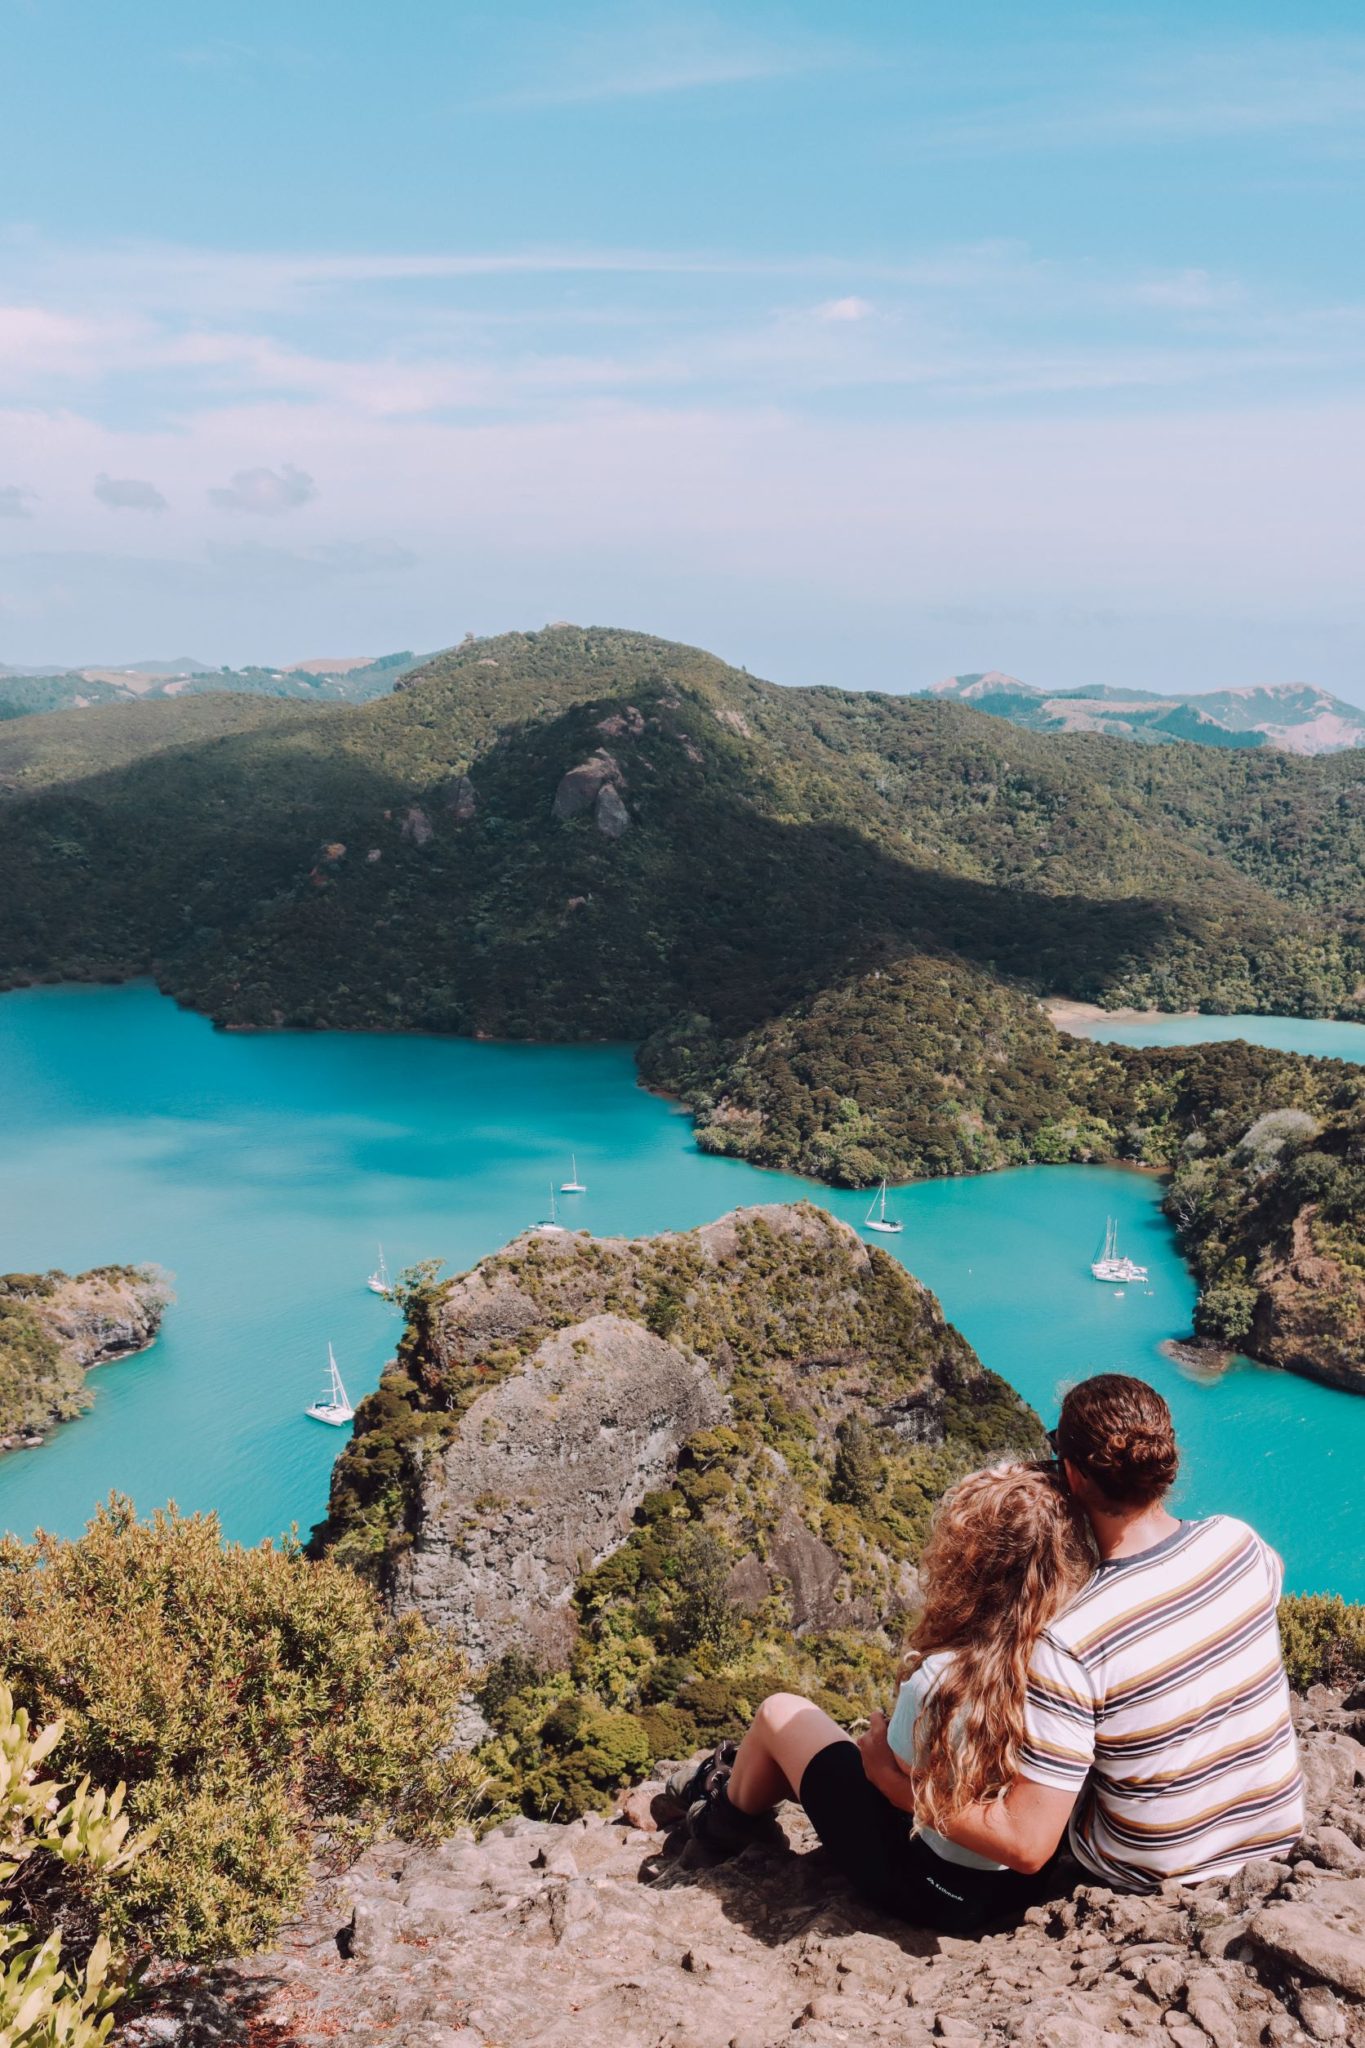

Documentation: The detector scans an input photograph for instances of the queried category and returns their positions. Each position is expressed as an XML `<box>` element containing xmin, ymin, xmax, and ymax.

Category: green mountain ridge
<box><xmin>925</xmin><ymin>673</ymin><xmax>1365</xmax><ymax>755</ymax></box>
<box><xmin>0</xmin><ymin>649</ymin><xmax>430</xmax><ymax>722</ymax></box>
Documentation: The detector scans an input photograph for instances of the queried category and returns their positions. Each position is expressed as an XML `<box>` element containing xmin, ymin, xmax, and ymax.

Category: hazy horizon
<box><xmin>3</xmin><ymin>1</ymin><xmax>1364</xmax><ymax>704</ymax></box>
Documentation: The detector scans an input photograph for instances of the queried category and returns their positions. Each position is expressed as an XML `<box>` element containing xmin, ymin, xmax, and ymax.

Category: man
<box><xmin>860</xmin><ymin>1373</ymin><xmax>1305</xmax><ymax>1888</ymax></box>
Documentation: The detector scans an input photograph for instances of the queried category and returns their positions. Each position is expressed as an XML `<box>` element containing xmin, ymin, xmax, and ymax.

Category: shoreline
<box><xmin>1045</xmin><ymin>998</ymin><xmax>1200</xmax><ymax>1036</ymax></box>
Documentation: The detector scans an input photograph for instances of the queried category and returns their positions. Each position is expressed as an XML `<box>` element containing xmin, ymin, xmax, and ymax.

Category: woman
<box><xmin>667</xmin><ymin>1461</ymin><xmax>1094</xmax><ymax>1933</ymax></box>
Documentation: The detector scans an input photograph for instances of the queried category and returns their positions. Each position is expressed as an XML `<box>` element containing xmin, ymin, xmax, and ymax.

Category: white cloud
<box><xmin>484</xmin><ymin>7</ymin><xmax>855</xmax><ymax>107</ymax></box>
<box><xmin>93</xmin><ymin>474</ymin><xmax>167</xmax><ymax>512</ymax></box>
<box><xmin>907</xmin><ymin>34</ymin><xmax>1365</xmax><ymax>156</ymax></box>
<box><xmin>208</xmin><ymin>463</ymin><xmax>317</xmax><ymax>513</ymax></box>
<box><xmin>0</xmin><ymin>485</ymin><xmax>35</xmax><ymax>518</ymax></box>
<box><xmin>814</xmin><ymin>296</ymin><xmax>874</xmax><ymax>323</ymax></box>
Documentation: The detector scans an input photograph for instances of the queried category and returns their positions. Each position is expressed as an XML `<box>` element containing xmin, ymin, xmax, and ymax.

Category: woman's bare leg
<box><xmin>726</xmin><ymin>1693</ymin><xmax>855</xmax><ymax>1816</ymax></box>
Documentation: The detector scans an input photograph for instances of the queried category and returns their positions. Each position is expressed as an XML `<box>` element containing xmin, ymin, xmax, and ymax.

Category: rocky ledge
<box><xmin>0</xmin><ymin>1262</ymin><xmax>170</xmax><ymax>1449</ymax></box>
<box><xmin>125</xmin><ymin>1682</ymin><xmax>1365</xmax><ymax>2048</ymax></box>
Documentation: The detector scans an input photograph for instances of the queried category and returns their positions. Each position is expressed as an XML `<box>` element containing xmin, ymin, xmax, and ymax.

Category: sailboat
<box><xmin>863</xmin><ymin>1179</ymin><xmax>904</xmax><ymax>1235</ymax></box>
<box><xmin>534</xmin><ymin>1182</ymin><xmax>566</xmax><ymax>1235</ymax></box>
<box><xmin>560</xmin><ymin>1154</ymin><xmax>587</xmax><ymax>1194</ymax></box>
<box><xmin>306</xmin><ymin>1343</ymin><xmax>355</xmax><ymax>1427</ymax></box>
<box><xmin>1091</xmin><ymin>1218</ymin><xmax>1149</xmax><ymax>1285</ymax></box>
<box><xmin>367</xmin><ymin>1244</ymin><xmax>392</xmax><ymax>1297</ymax></box>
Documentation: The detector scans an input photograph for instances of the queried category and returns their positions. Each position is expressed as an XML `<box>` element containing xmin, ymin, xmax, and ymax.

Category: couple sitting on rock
<box><xmin>666</xmin><ymin>1372</ymin><xmax>1305</xmax><ymax>1935</ymax></box>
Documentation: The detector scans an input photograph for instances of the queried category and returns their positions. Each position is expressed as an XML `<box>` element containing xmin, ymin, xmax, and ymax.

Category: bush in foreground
<box><xmin>1279</xmin><ymin>1592</ymin><xmax>1365</xmax><ymax>1691</ymax></box>
<box><xmin>0</xmin><ymin>1679</ymin><xmax>151</xmax><ymax>2046</ymax></box>
<box><xmin>0</xmin><ymin>1499</ymin><xmax>478</xmax><ymax>1959</ymax></box>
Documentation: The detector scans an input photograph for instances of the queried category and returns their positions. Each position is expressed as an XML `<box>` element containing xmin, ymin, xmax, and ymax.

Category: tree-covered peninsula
<box><xmin>0</xmin><ymin>1264</ymin><xmax>169</xmax><ymax>1448</ymax></box>
<box><xmin>1</xmin><ymin>625</ymin><xmax>1361</xmax><ymax>1386</ymax></box>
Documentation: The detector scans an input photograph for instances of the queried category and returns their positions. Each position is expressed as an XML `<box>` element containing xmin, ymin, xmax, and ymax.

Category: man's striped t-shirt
<box><xmin>1022</xmin><ymin>1515</ymin><xmax>1304</xmax><ymax>1888</ymax></box>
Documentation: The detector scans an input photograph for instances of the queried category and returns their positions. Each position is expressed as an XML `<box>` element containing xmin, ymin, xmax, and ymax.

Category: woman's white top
<box><xmin>886</xmin><ymin>1649</ymin><xmax>1008</xmax><ymax>1871</ymax></box>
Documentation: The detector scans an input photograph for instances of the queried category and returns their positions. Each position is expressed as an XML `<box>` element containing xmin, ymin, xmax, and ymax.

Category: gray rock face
<box><xmin>42</xmin><ymin>1267</ymin><xmax>169</xmax><ymax>1366</ymax></box>
<box><xmin>389</xmin><ymin>1312</ymin><xmax>727</xmax><ymax>1663</ymax></box>
<box><xmin>595</xmin><ymin>782</ymin><xmax>630</xmax><ymax>838</ymax></box>
<box><xmin>596</xmin><ymin>705</ymin><xmax>645</xmax><ymax>739</ymax></box>
<box><xmin>441</xmin><ymin>774</ymin><xmax>478</xmax><ymax>824</ymax></box>
<box><xmin>399</xmin><ymin>804</ymin><xmax>434</xmax><ymax>846</ymax></box>
<box><xmin>128</xmin><ymin>1698</ymin><xmax>1365</xmax><ymax>2048</ymax></box>
<box><xmin>552</xmin><ymin>750</ymin><xmax>621</xmax><ymax>821</ymax></box>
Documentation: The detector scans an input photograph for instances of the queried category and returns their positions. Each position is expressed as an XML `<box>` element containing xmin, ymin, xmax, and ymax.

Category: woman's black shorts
<box><xmin>799</xmin><ymin>1740</ymin><xmax>1032</xmax><ymax>1935</ymax></box>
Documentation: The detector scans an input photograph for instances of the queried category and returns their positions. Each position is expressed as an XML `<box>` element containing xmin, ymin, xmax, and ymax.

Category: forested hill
<box><xmin>3</xmin><ymin>624</ymin><xmax>1363</xmax><ymax>1384</ymax></box>
<box><xmin>1</xmin><ymin>624</ymin><xmax>1360</xmax><ymax>1028</ymax></box>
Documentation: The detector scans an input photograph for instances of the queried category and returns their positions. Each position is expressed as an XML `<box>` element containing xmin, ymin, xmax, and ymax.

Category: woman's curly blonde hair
<box><xmin>900</xmin><ymin>1461</ymin><xmax>1094</xmax><ymax>1834</ymax></box>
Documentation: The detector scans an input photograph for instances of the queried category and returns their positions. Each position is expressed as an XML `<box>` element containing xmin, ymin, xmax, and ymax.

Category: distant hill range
<box><xmin>921</xmin><ymin>673</ymin><xmax>1365</xmax><ymax>755</ymax></box>
<box><xmin>0</xmin><ymin>650</ymin><xmax>433</xmax><ymax>720</ymax></box>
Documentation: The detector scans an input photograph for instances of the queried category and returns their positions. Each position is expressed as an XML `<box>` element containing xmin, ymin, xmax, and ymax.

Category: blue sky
<box><xmin>2</xmin><ymin>0</ymin><xmax>1364</xmax><ymax>697</ymax></box>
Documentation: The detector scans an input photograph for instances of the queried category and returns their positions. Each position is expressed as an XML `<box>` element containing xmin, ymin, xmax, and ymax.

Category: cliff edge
<box><xmin>0</xmin><ymin>1262</ymin><xmax>169</xmax><ymax>1448</ymax></box>
<box><xmin>126</xmin><ymin>1679</ymin><xmax>1365</xmax><ymax>2047</ymax></box>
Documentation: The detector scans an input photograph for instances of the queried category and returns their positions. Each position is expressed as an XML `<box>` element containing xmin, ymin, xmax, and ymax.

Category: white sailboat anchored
<box><xmin>1091</xmin><ymin>1218</ymin><xmax>1149</xmax><ymax>1285</ymax></box>
<box><xmin>560</xmin><ymin>1155</ymin><xmax>587</xmax><ymax>1194</ymax></box>
<box><xmin>863</xmin><ymin>1179</ymin><xmax>904</xmax><ymax>1235</ymax></box>
<box><xmin>534</xmin><ymin>1182</ymin><xmax>566</xmax><ymax>1235</ymax></box>
<box><xmin>306</xmin><ymin>1343</ymin><xmax>355</xmax><ymax>1427</ymax></box>
<box><xmin>367</xmin><ymin>1244</ymin><xmax>392</xmax><ymax>1297</ymax></box>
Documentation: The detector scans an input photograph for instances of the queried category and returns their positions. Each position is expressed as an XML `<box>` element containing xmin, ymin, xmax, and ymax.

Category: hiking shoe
<box><xmin>662</xmin><ymin>1741</ymin><xmax>737</xmax><ymax>1819</ymax></box>
<box><xmin>683</xmin><ymin>1776</ymin><xmax>764</xmax><ymax>1858</ymax></box>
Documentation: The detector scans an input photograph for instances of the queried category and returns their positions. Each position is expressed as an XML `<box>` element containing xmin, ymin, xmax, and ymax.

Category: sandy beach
<box><xmin>1044</xmin><ymin>998</ymin><xmax>1200</xmax><ymax>1037</ymax></box>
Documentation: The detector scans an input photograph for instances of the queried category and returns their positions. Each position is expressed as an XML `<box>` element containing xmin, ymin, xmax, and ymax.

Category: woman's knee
<box><xmin>752</xmin><ymin>1691</ymin><xmax>814</xmax><ymax>1736</ymax></box>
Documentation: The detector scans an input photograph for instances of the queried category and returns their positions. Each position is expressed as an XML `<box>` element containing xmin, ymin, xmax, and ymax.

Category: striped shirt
<box><xmin>1022</xmin><ymin>1516</ymin><xmax>1304</xmax><ymax>1889</ymax></box>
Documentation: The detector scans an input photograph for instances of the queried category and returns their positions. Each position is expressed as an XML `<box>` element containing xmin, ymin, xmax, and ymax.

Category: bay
<box><xmin>0</xmin><ymin>983</ymin><xmax>1360</xmax><ymax>1598</ymax></box>
<box><xmin>1072</xmin><ymin>1012</ymin><xmax>1365</xmax><ymax>1063</ymax></box>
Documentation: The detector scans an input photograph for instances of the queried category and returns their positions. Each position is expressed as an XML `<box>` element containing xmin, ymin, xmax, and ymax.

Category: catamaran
<box><xmin>560</xmin><ymin>1155</ymin><xmax>587</xmax><ymax>1194</ymax></box>
<box><xmin>534</xmin><ymin>1183</ymin><xmax>566</xmax><ymax>1235</ymax></box>
<box><xmin>863</xmin><ymin>1179</ymin><xmax>904</xmax><ymax>1235</ymax></box>
<box><xmin>1091</xmin><ymin>1218</ymin><xmax>1148</xmax><ymax>1285</ymax></box>
<box><xmin>367</xmin><ymin>1244</ymin><xmax>392</xmax><ymax>1297</ymax></box>
<box><xmin>306</xmin><ymin>1343</ymin><xmax>355</xmax><ymax>1427</ymax></box>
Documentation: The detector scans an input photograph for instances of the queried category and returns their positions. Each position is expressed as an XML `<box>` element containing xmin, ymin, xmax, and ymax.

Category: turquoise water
<box><xmin>1074</xmin><ymin>1012</ymin><xmax>1365</xmax><ymax>1063</ymax></box>
<box><xmin>0</xmin><ymin>984</ymin><xmax>1361</xmax><ymax>1597</ymax></box>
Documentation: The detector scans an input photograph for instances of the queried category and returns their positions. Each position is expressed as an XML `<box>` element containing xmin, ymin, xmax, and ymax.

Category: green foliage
<box><xmin>0</xmin><ymin>1266</ymin><xmax>165</xmax><ymax>1444</ymax></box>
<box><xmin>0</xmin><ymin>1681</ymin><xmax>152</xmax><ymax>2048</ymax></box>
<box><xmin>0</xmin><ymin>1288</ymin><xmax>73</xmax><ymax>1440</ymax></box>
<box><xmin>0</xmin><ymin>1500</ymin><xmax>478</xmax><ymax>1959</ymax></box>
<box><xmin>830</xmin><ymin>1415</ymin><xmax>883</xmax><ymax>1510</ymax></box>
<box><xmin>1278</xmin><ymin>1594</ymin><xmax>1365</xmax><ymax>1690</ymax></box>
<box><xmin>1194</xmin><ymin>1266</ymin><xmax>1259</xmax><ymax>1345</ymax></box>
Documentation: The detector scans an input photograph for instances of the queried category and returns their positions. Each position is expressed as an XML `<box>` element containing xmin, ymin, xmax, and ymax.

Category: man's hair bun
<box><xmin>1056</xmin><ymin>1377</ymin><xmax>1178</xmax><ymax>1508</ymax></box>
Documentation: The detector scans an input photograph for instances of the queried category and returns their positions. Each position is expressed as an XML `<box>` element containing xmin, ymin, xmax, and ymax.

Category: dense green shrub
<box><xmin>1279</xmin><ymin>1594</ymin><xmax>1365</xmax><ymax>1690</ymax></box>
<box><xmin>0</xmin><ymin>1499</ymin><xmax>478</xmax><ymax>1959</ymax></box>
<box><xmin>0</xmin><ymin>1682</ymin><xmax>151</xmax><ymax>2047</ymax></box>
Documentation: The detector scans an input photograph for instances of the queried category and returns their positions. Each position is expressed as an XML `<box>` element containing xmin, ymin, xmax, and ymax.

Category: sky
<box><xmin>1</xmin><ymin>0</ymin><xmax>1364</xmax><ymax>698</ymax></box>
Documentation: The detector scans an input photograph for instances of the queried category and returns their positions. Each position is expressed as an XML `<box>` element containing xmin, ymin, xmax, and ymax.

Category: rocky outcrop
<box><xmin>400</xmin><ymin>805</ymin><xmax>434</xmax><ymax>847</ymax></box>
<box><xmin>123</xmin><ymin>1683</ymin><xmax>1365</xmax><ymax>2048</ymax></box>
<box><xmin>0</xmin><ymin>1264</ymin><xmax>169</xmax><ymax>1448</ymax></box>
<box><xmin>597</xmin><ymin>706</ymin><xmax>645</xmax><ymax>740</ymax></box>
<box><xmin>320</xmin><ymin>1205</ymin><xmax>1039</xmax><ymax>1715</ymax></box>
<box><xmin>595</xmin><ymin>783</ymin><xmax>631</xmax><ymax>837</ymax></box>
<box><xmin>552</xmin><ymin>750</ymin><xmax>619</xmax><ymax>818</ymax></box>
<box><xmin>1252</xmin><ymin>1210</ymin><xmax>1365</xmax><ymax>1396</ymax></box>
<box><xmin>389</xmin><ymin>1312</ymin><xmax>727</xmax><ymax>1663</ymax></box>
<box><xmin>552</xmin><ymin>750</ymin><xmax>630</xmax><ymax>834</ymax></box>
<box><xmin>442</xmin><ymin>774</ymin><xmax>478</xmax><ymax>824</ymax></box>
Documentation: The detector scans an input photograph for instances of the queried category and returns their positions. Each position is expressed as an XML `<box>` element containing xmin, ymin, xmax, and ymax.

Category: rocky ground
<box><xmin>122</xmin><ymin>1683</ymin><xmax>1365</xmax><ymax>2048</ymax></box>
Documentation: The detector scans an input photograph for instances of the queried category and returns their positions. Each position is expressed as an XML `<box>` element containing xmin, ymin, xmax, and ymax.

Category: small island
<box><xmin>0</xmin><ymin>1264</ymin><xmax>170</xmax><ymax>1451</ymax></box>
